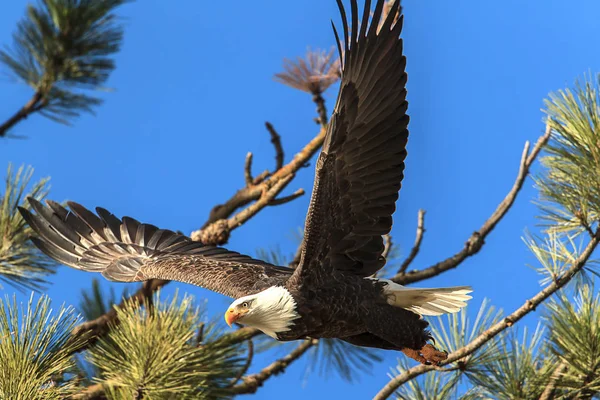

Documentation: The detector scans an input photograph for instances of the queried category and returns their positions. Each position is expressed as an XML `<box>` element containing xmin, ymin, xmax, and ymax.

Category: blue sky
<box><xmin>1</xmin><ymin>0</ymin><xmax>600</xmax><ymax>398</ymax></box>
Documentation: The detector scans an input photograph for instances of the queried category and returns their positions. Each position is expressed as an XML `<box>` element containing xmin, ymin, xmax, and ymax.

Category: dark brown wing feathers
<box><xmin>19</xmin><ymin>199</ymin><xmax>291</xmax><ymax>298</ymax></box>
<box><xmin>298</xmin><ymin>0</ymin><xmax>408</xmax><ymax>278</ymax></box>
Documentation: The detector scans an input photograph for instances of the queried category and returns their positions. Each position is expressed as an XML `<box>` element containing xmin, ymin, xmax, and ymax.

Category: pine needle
<box><xmin>0</xmin><ymin>164</ymin><xmax>54</xmax><ymax>291</ymax></box>
<box><xmin>88</xmin><ymin>291</ymin><xmax>243</xmax><ymax>399</ymax></box>
<box><xmin>0</xmin><ymin>294</ymin><xmax>81</xmax><ymax>399</ymax></box>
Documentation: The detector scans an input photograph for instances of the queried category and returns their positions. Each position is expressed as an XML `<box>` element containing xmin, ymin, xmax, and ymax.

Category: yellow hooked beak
<box><xmin>225</xmin><ymin>308</ymin><xmax>246</xmax><ymax>327</ymax></box>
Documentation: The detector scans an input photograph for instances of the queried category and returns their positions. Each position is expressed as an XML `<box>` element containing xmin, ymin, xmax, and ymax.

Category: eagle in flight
<box><xmin>21</xmin><ymin>0</ymin><xmax>472</xmax><ymax>365</ymax></box>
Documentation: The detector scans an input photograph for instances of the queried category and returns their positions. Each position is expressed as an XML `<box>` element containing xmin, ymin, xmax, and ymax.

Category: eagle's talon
<box><xmin>420</xmin><ymin>344</ymin><xmax>448</xmax><ymax>365</ymax></box>
<box><xmin>401</xmin><ymin>347</ymin><xmax>427</xmax><ymax>364</ymax></box>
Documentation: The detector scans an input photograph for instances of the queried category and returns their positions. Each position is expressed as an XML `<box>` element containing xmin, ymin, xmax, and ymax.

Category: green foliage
<box><xmin>255</xmin><ymin>245</ymin><xmax>292</xmax><ymax>267</ymax></box>
<box><xmin>544</xmin><ymin>285</ymin><xmax>600</xmax><ymax>398</ymax></box>
<box><xmin>0</xmin><ymin>294</ymin><xmax>81</xmax><ymax>399</ymax></box>
<box><xmin>88</xmin><ymin>292</ymin><xmax>243</xmax><ymax>399</ymax></box>
<box><xmin>429</xmin><ymin>299</ymin><xmax>503</xmax><ymax>377</ymax></box>
<box><xmin>306</xmin><ymin>338</ymin><xmax>383</xmax><ymax>382</ymax></box>
<box><xmin>524</xmin><ymin>230</ymin><xmax>598</xmax><ymax>290</ymax></box>
<box><xmin>392</xmin><ymin>301</ymin><xmax>503</xmax><ymax>399</ymax></box>
<box><xmin>0</xmin><ymin>0</ymin><xmax>130</xmax><ymax>124</ymax></box>
<box><xmin>0</xmin><ymin>164</ymin><xmax>55</xmax><ymax>291</ymax></box>
<box><xmin>466</xmin><ymin>325</ymin><xmax>555</xmax><ymax>399</ymax></box>
<box><xmin>78</xmin><ymin>278</ymin><xmax>122</xmax><ymax>321</ymax></box>
<box><xmin>538</xmin><ymin>73</ymin><xmax>600</xmax><ymax>233</ymax></box>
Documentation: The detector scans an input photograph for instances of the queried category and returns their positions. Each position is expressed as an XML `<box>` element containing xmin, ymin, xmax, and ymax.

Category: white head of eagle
<box><xmin>224</xmin><ymin>286</ymin><xmax>300</xmax><ymax>338</ymax></box>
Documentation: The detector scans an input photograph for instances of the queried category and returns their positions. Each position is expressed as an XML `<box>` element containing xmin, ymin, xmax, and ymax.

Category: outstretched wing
<box><xmin>297</xmin><ymin>0</ymin><xmax>409</xmax><ymax>278</ymax></box>
<box><xmin>20</xmin><ymin>199</ymin><xmax>292</xmax><ymax>299</ymax></box>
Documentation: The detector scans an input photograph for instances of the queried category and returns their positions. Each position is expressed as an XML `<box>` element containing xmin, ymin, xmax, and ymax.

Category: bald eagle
<box><xmin>20</xmin><ymin>0</ymin><xmax>472</xmax><ymax>365</ymax></box>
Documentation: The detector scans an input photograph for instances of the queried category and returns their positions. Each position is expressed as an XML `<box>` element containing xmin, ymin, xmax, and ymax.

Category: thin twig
<box><xmin>228</xmin><ymin>339</ymin><xmax>255</xmax><ymax>387</ymax></box>
<box><xmin>392</xmin><ymin>126</ymin><xmax>551</xmax><ymax>285</ymax></box>
<box><xmin>226</xmin><ymin>175</ymin><xmax>295</xmax><ymax>230</ymax></box>
<box><xmin>373</xmin><ymin>229</ymin><xmax>600</xmax><ymax>400</ymax></box>
<box><xmin>251</xmin><ymin>171</ymin><xmax>269</xmax><ymax>186</ymax></box>
<box><xmin>312</xmin><ymin>93</ymin><xmax>329</xmax><ymax>127</ymax></box>
<box><xmin>196</xmin><ymin>125</ymin><xmax>326</xmax><ymax>234</ymax></box>
<box><xmin>70</xmin><ymin>383</ymin><xmax>105</xmax><ymax>400</ymax></box>
<box><xmin>265</xmin><ymin>122</ymin><xmax>284</xmax><ymax>171</ymax></box>
<box><xmin>382</xmin><ymin>234</ymin><xmax>393</xmax><ymax>260</ymax></box>
<box><xmin>195</xmin><ymin>323</ymin><xmax>205</xmax><ymax>346</ymax></box>
<box><xmin>539</xmin><ymin>360</ymin><xmax>568</xmax><ymax>400</ymax></box>
<box><xmin>290</xmin><ymin>241</ymin><xmax>304</xmax><ymax>269</ymax></box>
<box><xmin>230</xmin><ymin>338</ymin><xmax>319</xmax><ymax>394</ymax></box>
<box><xmin>268</xmin><ymin>188</ymin><xmax>305</xmax><ymax>206</ymax></box>
<box><xmin>0</xmin><ymin>91</ymin><xmax>44</xmax><ymax>137</ymax></box>
<box><xmin>397</xmin><ymin>209</ymin><xmax>425</xmax><ymax>275</ymax></box>
<box><xmin>244</xmin><ymin>152</ymin><xmax>254</xmax><ymax>186</ymax></box>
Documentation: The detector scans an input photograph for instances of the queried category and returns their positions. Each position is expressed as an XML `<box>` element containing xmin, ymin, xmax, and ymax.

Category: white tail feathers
<box><xmin>370</xmin><ymin>278</ymin><xmax>473</xmax><ymax>316</ymax></box>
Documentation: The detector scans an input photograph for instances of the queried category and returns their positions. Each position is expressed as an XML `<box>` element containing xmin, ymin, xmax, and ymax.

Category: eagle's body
<box><xmin>21</xmin><ymin>0</ymin><xmax>472</xmax><ymax>365</ymax></box>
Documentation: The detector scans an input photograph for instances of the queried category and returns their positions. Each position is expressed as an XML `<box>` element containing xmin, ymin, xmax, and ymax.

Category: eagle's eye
<box><xmin>241</xmin><ymin>302</ymin><xmax>249</xmax><ymax>308</ymax></box>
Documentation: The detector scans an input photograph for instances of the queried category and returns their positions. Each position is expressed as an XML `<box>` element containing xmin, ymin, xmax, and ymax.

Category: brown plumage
<box><xmin>20</xmin><ymin>0</ymin><xmax>472</xmax><ymax>365</ymax></box>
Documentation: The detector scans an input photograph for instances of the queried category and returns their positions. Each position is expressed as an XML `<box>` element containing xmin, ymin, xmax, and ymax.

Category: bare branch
<box><xmin>313</xmin><ymin>93</ymin><xmax>329</xmax><ymax>127</ymax></box>
<box><xmin>252</xmin><ymin>170</ymin><xmax>270</xmax><ymax>185</ymax></box>
<box><xmin>195</xmin><ymin>322</ymin><xmax>205</xmax><ymax>346</ymax></box>
<box><xmin>397</xmin><ymin>209</ymin><xmax>426</xmax><ymax>275</ymax></box>
<box><xmin>226</xmin><ymin>174</ymin><xmax>295</xmax><ymax>231</ymax></box>
<box><xmin>244</xmin><ymin>152</ymin><xmax>254</xmax><ymax>186</ymax></box>
<box><xmin>374</xmin><ymin>229</ymin><xmax>600</xmax><ymax>400</ymax></box>
<box><xmin>265</xmin><ymin>122</ymin><xmax>284</xmax><ymax>171</ymax></box>
<box><xmin>269</xmin><ymin>188</ymin><xmax>305</xmax><ymax>206</ymax></box>
<box><xmin>195</xmin><ymin>125</ymin><xmax>326</xmax><ymax>234</ymax></box>
<box><xmin>392</xmin><ymin>126</ymin><xmax>551</xmax><ymax>285</ymax></box>
<box><xmin>230</xmin><ymin>338</ymin><xmax>318</xmax><ymax>394</ymax></box>
<box><xmin>539</xmin><ymin>360</ymin><xmax>568</xmax><ymax>400</ymax></box>
<box><xmin>0</xmin><ymin>91</ymin><xmax>44</xmax><ymax>137</ymax></box>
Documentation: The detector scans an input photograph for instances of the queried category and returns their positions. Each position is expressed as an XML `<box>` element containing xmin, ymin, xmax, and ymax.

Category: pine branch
<box><xmin>0</xmin><ymin>0</ymin><xmax>129</xmax><ymax>136</ymax></box>
<box><xmin>0</xmin><ymin>91</ymin><xmax>44</xmax><ymax>137</ymax></box>
<box><xmin>539</xmin><ymin>361</ymin><xmax>568</xmax><ymax>400</ymax></box>
<box><xmin>70</xmin><ymin>280</ymin><xmax>164</xmax><ymax>351</ymax></box>
<box><xmin>0</xmin><ymin>295</ymin><xmax>81</xmax><ymax>399</ymax></box>
<box><xmin>70</xmin><ymin>384</ymin><xmax>104</xmax><ymax>400</ymax></box>
<box><xmin>543</xmin><ymin>285</ymin><xmax>600</xmax><ymax>398</ymax></box>
<box><xmin>0</xmin><ymin>164</ymin><xmax>54</xmax><ymax>291</ymax></box>
<box><xmin>392</xmin><ymin>125</ymin><xmax>551</xmax><ymax>284</ymax></box>
<box><xmin>397</xmin><ymin>209</ymin><xmax>425</xmax><ymax>275</ymax></box>
<box><xmin>230</xmin><ymin>339</ymin><xmax>318</xmax><ymax>394</ymax></box>
<box><xmin>374</xmin><ymin>228</ymin><xmax>600</xmax><ymax>400</ymax></box>
<box><xmin>75</xmin><ymin>293</ymin><xmax>247</xmax><ymax>399</ymax></box>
